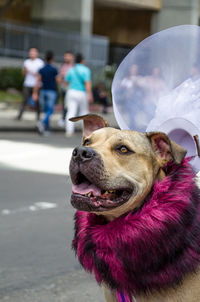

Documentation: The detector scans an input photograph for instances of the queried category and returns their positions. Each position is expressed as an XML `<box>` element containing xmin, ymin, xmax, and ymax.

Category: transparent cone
<box><xmin>112</xmin><ymin>25</ymin><xmax>200</xmax><ymax>172</ymax></box>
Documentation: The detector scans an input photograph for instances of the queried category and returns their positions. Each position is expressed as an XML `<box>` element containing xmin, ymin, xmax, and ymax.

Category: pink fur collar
<box><xmin>72</xmin><ymin>159</ymin><xmax>200</xmax><ymax>296</ymax></box>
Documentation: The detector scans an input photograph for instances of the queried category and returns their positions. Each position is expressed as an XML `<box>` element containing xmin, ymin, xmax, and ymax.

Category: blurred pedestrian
<box><xmin>32</xmin><ymin>51</ymin><xmax>58</xmax><ymax>136</ymax></box>
<box><xmin>93</xmin><ymin>82</ymin><xmax>109</xmax><ymax>114</ymax></box>
<box><xmin>64</xmin><ymin>53</ymin><xmax>93</xmax><ymax>137</ymax></box>
<box><xmin>190</xmin><ymin>64</ymin><xmax>200</xmax><ymax>81</ymax></box>
<box><xmin>17</xmin><ymin>47</ymin><xmax>44</xmax><ymax>120</ymax></box>
<box><xmin>57</xmin><ymin>51</ymin><xmax>74</xmax><ymax>127</ymax></box>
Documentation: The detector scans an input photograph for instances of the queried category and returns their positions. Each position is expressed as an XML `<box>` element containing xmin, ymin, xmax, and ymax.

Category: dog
<box><xmin>69</xmin><ymin>114</ymin><xmax>200</xmax><ymax>302</ymax></box>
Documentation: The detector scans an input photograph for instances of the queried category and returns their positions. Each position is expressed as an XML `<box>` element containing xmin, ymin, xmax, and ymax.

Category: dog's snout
<box><xmin>72</xmin><ymin>147</ymin><xmax>96</xmax><ymax>162</ymax></box>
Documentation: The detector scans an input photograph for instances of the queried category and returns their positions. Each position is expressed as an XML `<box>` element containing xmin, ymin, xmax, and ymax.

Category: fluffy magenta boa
<box><xmin>72</xmin><ymin>159</ymin><xmax>200</xmax><ymax>296</ymax></box>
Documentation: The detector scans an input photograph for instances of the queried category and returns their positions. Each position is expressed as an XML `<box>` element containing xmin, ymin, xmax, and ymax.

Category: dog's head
<box><xmin>69</xmin><ymin>114</ymin><xmax>187</xmax><ymax>220</ymax></box>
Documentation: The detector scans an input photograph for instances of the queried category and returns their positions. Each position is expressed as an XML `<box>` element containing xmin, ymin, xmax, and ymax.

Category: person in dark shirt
<box><xmin>93</xmin><ymin>82</ymin><xmax>109</xmax><ymax>114</ymax></box>
<box><xmin>33</xmin><ymin>51</ymin><xmax>58</xmax><ymax>135</ymax></box>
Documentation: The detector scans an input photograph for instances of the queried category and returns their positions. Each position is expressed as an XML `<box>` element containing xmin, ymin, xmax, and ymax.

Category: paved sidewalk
<box><xmin>0</xmin><ymin>103</ymin><xmax>118</xmax><ymax>132</ymax></box>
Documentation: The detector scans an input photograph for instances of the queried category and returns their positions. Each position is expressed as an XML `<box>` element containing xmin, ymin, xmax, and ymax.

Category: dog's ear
<box><xmin>146</xmin><ymin>132</ymin><xmax>187</xmax><ymax>166</ymax></box>
<box><xmin>69</xmin><ymin>114</ymin><xmax>108</xmax><ymax>138</ymax></box>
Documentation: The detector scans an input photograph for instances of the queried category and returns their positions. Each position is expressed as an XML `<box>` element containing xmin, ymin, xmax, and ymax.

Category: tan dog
<box><xmin>69</xmin><ymin>114</ymin><xmax>200</xmax><ymax>302</ymax></box>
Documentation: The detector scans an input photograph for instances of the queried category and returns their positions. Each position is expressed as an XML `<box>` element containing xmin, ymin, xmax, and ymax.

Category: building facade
<box><xmin>1</xmin><ymin>0</ymin><xmax>200</xmax><ymax>64</ymax></box>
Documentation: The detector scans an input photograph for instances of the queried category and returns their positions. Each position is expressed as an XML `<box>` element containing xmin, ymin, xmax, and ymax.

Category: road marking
<box><xmin>1</xmin><ymin>202</ymin><xmax>58</xmax><ymax>216</ymax></box>
<box><xmin>0</xmin><ymin>140</ymin><xmax>73</xmax><ymax>175</ymax></box>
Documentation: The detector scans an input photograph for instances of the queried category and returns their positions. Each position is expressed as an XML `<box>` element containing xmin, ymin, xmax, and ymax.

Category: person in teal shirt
<box><xmin>64</xmin><ymin>53</ymin><xmax>93</xmax><ymax>137</ymax></box>
<box><xmin>65</xmin><ymin>60</ymin><xmax>91</xmax><ymax>91</ymax></box>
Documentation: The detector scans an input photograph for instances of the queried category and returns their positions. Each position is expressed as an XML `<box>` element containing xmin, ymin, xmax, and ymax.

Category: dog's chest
<box><xmin>134</xmin><ymin>269</ymin><xmax>200</xmax><ymax>302</ymax></box>
<box><xmin>135</xmin><ymin>291</ymin><xmax>199</xmax><ymax>302</ymax></box>
<box><xmin>104</xmin><ymin>269</ymin><xmax>200</xmax><ymax>302</ymax></box>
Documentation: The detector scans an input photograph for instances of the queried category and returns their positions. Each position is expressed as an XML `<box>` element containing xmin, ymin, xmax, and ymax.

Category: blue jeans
<box><xmin>40</xmin><ymin>89</ymin><xmax>57</xmax><ymax>130</ymax></box>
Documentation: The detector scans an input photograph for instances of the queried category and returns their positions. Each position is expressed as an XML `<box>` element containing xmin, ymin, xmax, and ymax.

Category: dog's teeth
<box><xmin>103</xmin><ymin>190</ymin><xmax>116</xmax><ymax>195</ymax></box>
<box><xmin>87</xmin><ymin>192</ymin><xmax>92</xmax><ymax>197</ymax></box>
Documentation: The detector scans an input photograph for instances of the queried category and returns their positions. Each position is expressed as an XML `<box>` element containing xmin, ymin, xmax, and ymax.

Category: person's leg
<box><xmin>58</xmin><ymin>89</ymin><xmax>67</xmax><ymax>127</ymax></box>
<box><xmin>65</xmin><ymin>90</ymin><xmax>79</xmax><ymax>135</ymax></box>
<box><xmin>17</xmin><ymin>86</ymin><xmax>31</xmax><ymax>120</ymax></box>
<box><xmin>42</xmin><ymin>90</ymin><xmax>57</xmax><ymax>131</ymax></box>
<box><xmin>101</xmin><ymin>97</ymin><xmax>109</xmax><ymax>113</ymax></box>
<box><xmin>63</xmin><ymin>108</ymin><xmax>67</xmax><ymax>121</ymax></box>
<box><xmin>61</xmin><ymin>89</ymin><xmax>67</xmax><ymax>120</ymax></box>
<box><xmin>35</xmin><ymin>89</ymin><xmax>40</xmax><ymax>120</ymax></box>
<box><xmin>78</xmin><ymin>92</ymin><xmax>89</xmax><ymax>116</ymax></box>
<box><xmin>36</xmin><ymin>89</ymin><xmax>45</xmax><ymax>134</ymax></box>
<box><xmin>77</xmin><ymin>92</ymin><xmax>89</xmax><ymax>132</ymax></box>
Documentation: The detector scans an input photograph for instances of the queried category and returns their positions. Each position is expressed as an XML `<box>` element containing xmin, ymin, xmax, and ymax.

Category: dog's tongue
<box><xmin>72</xmin><ymin>182</ymin><xmax>101</xmax><ymax>196</ymax></box>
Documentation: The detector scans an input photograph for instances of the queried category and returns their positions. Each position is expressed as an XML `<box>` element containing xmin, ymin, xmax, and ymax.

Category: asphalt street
<box><xmin>0</xmin><ymin>132</ymin><xmax>105</xmax><ymax>302</ymax></box>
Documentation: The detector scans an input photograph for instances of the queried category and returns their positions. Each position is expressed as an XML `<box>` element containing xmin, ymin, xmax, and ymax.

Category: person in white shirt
<box><xmin>17</xmin><ymin>47</ymin><xmax>44</xmax><ymax>120</ymax></box>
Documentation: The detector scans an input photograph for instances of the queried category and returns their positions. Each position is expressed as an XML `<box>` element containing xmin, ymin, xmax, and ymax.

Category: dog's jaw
<box><xmin>70</xmin><ymin>155</ymin><xmax>135</xmax><ymax>213</ymax></box>
<box><xmin>97</xmin><ymin>177</ymin><xmax>153</xmax><ymax>221</ymax></box>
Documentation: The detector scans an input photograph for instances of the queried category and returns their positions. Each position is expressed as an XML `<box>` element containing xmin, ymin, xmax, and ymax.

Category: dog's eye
<box><xmin>83</xmin><ymin>138</ymin><xmax>91</xmax><ymax>146</ymax></box>
<box><xmin>117</xmin><ymin>145</ymin><xmax>130</xmax><ymax>154</ymax></box>
<box><xmin>115</xmin><ymin>145</ymin><xmax>134</xmax><ymax>155</ymax></box>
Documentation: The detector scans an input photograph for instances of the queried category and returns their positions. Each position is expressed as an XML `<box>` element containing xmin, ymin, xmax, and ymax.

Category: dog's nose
<box><xmin>72</xmin><ymin>147</ymin><xmax>96</xmax><ymax>162</ymax></box>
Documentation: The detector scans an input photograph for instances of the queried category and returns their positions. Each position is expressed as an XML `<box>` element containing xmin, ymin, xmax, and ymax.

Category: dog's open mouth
<box><xmin>71</xmin><ymin>172</ymin><xmax>133</xmax><ymax>212</ymax></box>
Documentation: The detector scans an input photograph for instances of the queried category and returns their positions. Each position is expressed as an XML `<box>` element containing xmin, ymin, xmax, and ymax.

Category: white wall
<box><xmin>151</xmin><ymin>0</ymin><xmax>199</xmax><ymax>33</ymax></box>
<box><xmin>31</xmin><ymin>0</ymin><xmax>93</xmax><ymax>35</ymax></box>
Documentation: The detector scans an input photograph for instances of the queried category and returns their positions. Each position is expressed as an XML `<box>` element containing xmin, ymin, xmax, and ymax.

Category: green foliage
<box><xmin>0</xmin><ymin>67</ymin><xmax>24</xmax><ymax>91</ymax></box>
<box><xmin>0</xmin><ymin>90</ymin><xmax>21</xmax><ymax>103</ymax></box>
